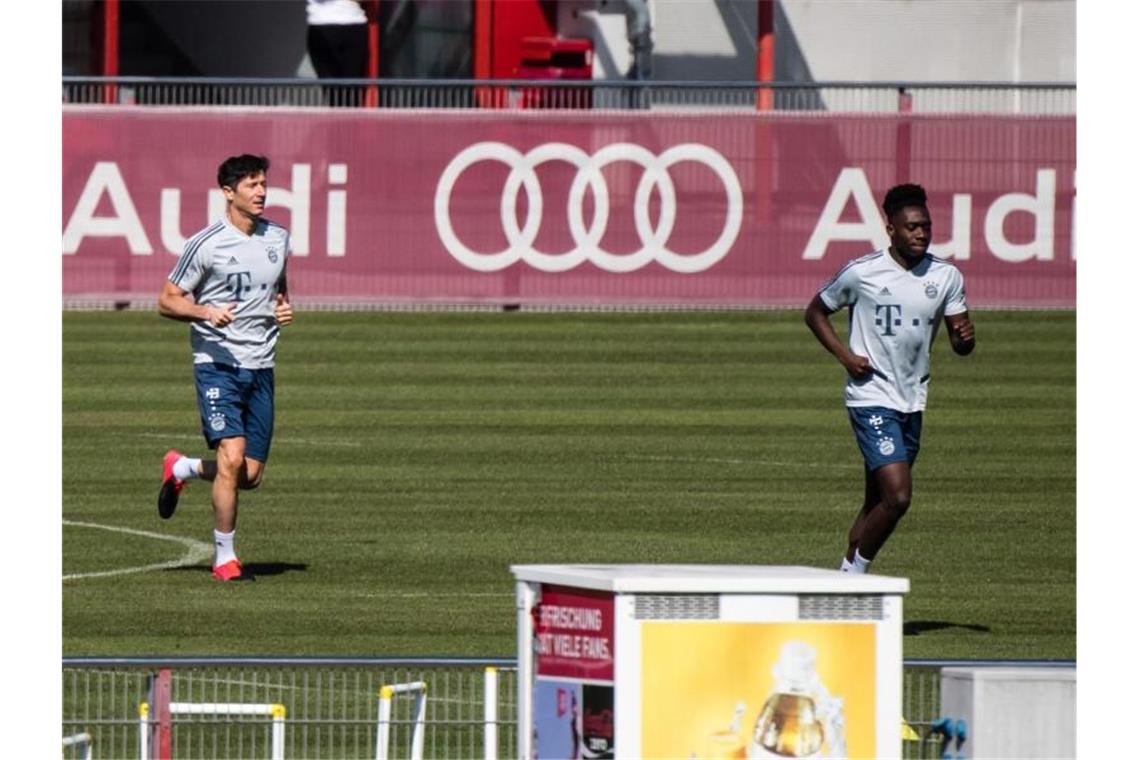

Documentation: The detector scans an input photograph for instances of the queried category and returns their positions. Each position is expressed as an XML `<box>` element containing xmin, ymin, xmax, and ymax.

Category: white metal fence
<box><xmin>61</xmin><ymin>77</ymin><xmax>1075</xmax><ymax>114</ymax></box>
<box><xmin>63</xmin><ymin>658</ymin><xmax>516</xmax><ymax>760</ymax></box>
<box><xmin>61</xmin><ymin>656</ymin><xmax>1072</xmax><ymax>759</ymax></box>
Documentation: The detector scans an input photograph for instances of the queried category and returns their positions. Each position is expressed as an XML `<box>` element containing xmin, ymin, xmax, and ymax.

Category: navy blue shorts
<box><xmin>193</xmin><ymin>363</ymin><xmax>275</xmax><ymax>462</ymax></box>
<box><xmin>847</xmin><ymin>406</ymin><xmax>923</xmax><ymax>471</ymax></box>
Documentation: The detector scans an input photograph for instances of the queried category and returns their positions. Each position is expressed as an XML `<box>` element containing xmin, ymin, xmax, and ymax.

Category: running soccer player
<box><xmin>156</xmin><ymin>154</ymin><xmax>294</xmax><ymax>582</ymax></box>
<box><xmin>804</xmin><ymin>183</ymin><xmax>975</xmax><ymax>574</ymax></box>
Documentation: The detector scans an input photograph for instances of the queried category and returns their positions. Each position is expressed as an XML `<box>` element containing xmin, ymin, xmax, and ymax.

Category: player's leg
<box><xmin>194</xmin><ymin>458</ymin><xmax>263</xmax><ymax>489</ymax></box>
<box><xmin>211</xmin><ymin>436</ymin><xmax>245</xmax><ymax>533</ymax></box>
<box><xmin>842</xmin><ymin>407</ymin><xmax>914</xmax><ymax>572</ymax></box>
<box><xmin>210</xmin><ymin>435</ymin><xmax>247</xmax><ymax>579</ymax></box>
<box><xmin>852</xmin><ymin>410</ymin><xmax>923</xmax><ymax>569</ymax></box>
<box><xmin>158</xmin><ymin>363</ymin><xmax>239</xmax><ymax>519</ymax></box>
<box><xmin>853</xmin><ymin>461</ymin><xmax>913</xmax><ymax>561</ymax></box>
<box><xmin>237</xmin><ymin>367</ymin><xmax>274</xmax><ymax>490</ymax></box>
<box><xmin>844</xmin><ymin>468</ymin><xmax>882</xmax><ymax>564</ymax></box>
<box><xmin>191</xmin><ymin>363</ymin><xmax>257</xmax><ymax>579</ymax></box>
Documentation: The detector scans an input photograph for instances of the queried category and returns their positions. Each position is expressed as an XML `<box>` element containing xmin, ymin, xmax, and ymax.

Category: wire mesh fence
<box><xmin>62</xmin><ymin>659</ymin><xmax>516</xmax><ymax>760</ymax></box>
<box><xmin>61</xmin><ymin>657</ymin><xmax>1071</xmax><ymax>759</ymax></box>
<box><xmin>61</xmin><ymin>77</ymin><xmax>1075</xmax><ymax>115</ymax></box>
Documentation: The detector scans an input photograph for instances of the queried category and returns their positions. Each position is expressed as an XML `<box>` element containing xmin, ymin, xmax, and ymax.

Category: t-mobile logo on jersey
<box><xmin>874</xmin><ymin>304</ymin><xmax>903</xmax><ymax>336</ymax></box>
<box><xmin>62</xmin><ymin>162</ymin><xmax>350</xmax><ymax>258</ymax></box>
<box><xmin>226</xmin><ymin>271</ymin><xmax>253</xmax><ymax>301</ymax></box>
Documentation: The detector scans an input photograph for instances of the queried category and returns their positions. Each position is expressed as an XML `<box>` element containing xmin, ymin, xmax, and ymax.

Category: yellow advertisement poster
<box><xmin>641</xmin><ymin>622</ymin><xmax>877</xmax><ymax>759</ymax></box>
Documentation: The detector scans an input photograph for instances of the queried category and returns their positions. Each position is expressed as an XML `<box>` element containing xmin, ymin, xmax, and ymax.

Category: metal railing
<box><xmin>63</xmin><ymin>657</ymin><xmax>514</xmax><ymax>760</ymax></box>
<box><xmin>62</xmin><ymin>77</ymin><xmax>1075</xmax><ymax>114</ymax></box>
<box><xmin>61</xmin><ymin>656</ymin><xmax>1073</xmax><ymax>759</ymax></box>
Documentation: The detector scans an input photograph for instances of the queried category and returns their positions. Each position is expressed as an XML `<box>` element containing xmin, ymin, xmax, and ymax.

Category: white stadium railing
<box><xmin>62</xmin><ymin>77</ymin><xmax>1075</xmax><ymax>115</ymax></box>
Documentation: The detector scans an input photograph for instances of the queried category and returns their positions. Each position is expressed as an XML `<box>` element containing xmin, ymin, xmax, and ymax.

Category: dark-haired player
<box><xmin>804</xmin><ymin>183</ymin><xmax>975</xmax><ymax>574</ymax></box>
<box><xmin>156</xmin><ymin>154</ymin><xmax>294</xmax><ymax>581</ymax></box>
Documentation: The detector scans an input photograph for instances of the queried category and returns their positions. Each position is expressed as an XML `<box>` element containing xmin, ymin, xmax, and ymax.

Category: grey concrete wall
<box><xmin>779</xmin><ymin>0</ymin><xmax>1074</xmax><ymax>82</ymax></box>
<box><xmin>559</xmin><ymin>0</ymin><xmax>1074</xmax><ymax>82</ymax></box>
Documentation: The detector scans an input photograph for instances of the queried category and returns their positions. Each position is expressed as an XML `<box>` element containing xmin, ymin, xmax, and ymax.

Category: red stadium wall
<box><xmin>62</xmin><ymin>107</ymin><xmax>1075</xmax><ymax>308</ymax></box>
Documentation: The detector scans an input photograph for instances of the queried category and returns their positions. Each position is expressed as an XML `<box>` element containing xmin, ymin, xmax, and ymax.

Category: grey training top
<box><xmin>168</xmin><ymin>215</ymin><xmax>290</xmax><ymax>369</ymax></box>
<box><xmin>817</xmin><ymin>250</ymin><xmax>968</xmax><ymax>413</ymax></box>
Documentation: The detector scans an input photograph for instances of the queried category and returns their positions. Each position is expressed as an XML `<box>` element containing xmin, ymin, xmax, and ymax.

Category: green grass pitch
<box><xmin>62</xmin><ymin>309</ymin><xmax>1074</xmax><ymax>660</ymax></box>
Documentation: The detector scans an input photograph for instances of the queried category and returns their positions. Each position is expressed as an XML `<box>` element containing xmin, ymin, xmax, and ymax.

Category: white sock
<box><xmin>850</xmin><ymin>549</ymin><xmax>872</xmax><ymax>574</ymax></box>
<box><xmin>174</xmin><ymin>457</ymin><xmax>202</xmax><ymax>481</ymax></box>
<box><xmin>840</xmin><ymin>557</ymin><xmax>854</xmax><ymax>572</ymax></box>
<box><xmin>213</xmin><ymin>529</ymin><xmax>237</xmax><ymax>566</ymax></box>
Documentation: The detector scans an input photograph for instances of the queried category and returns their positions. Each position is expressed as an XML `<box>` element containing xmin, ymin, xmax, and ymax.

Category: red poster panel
<box><xmin>535</xmin><ymin>585</ymin><xmax>615</xmax><ymax>682</ymax></box>
<box><xmin>62</xmin><ymin>107</ymin><xmax>1075</xmax><ymax>308</ymax></box>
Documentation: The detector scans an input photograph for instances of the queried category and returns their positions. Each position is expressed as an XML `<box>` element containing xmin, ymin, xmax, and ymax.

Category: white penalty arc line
<box><xmin>63</xmin><ymin>520</ymin><xmax>213</xmax><ymax>581</ymax></box>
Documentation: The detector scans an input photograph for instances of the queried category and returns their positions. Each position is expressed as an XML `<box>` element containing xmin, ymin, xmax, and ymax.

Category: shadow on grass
<box><xmin>904</xmin><ymin>620</ymin><xmax>991</xmax><ymax>636</ymax></box>
<box><xmin>165</xmin><ymin>562</ymin><xmax>309</xmax><ymax>581</ymax></box>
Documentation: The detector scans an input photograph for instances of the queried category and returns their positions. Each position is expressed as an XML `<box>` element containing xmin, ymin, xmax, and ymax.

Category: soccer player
<box><xmin>804</xmin><ymin>183</ymin><xmax>975</xmax><ymax>574</ymax></box>
<box><xmin>156</xmin><ymin>154</ymin><xmax>294</xmax><ymax>582</ymax></box>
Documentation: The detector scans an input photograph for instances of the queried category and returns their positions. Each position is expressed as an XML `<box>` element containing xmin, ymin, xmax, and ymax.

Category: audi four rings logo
<box><xmin>434</xmin><ymin>142</ymin><xmax>743</xmax><ymax>274</ymax></box>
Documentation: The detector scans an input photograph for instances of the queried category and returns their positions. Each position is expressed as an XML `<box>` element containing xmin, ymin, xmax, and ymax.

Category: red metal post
<box><xmin>365</xmin><ymin>0</ymin><xmax>381</xmax><ymax>107</ymax></box>
<box><xmin>473</xmin><ymin>0</ymin><xmax>496</xmax><ymax>106</ymax></box>
<box><xmin>896</xmin><ymin>88</ymin><xmax>913</xmax><ymax>182</ymax></box>
<box><xmin>755</xmin><ymin>1</ymin><xmax>775</xmax><ymax>224</ymax></box>
<box><xmin>756</xmin><ymin>0</ymin><xmax>774</xmax><ymax>111</ymax></box>
<box><xmin>145</xmin><ymin>668</ymin><xmax>173</xmax><ymax>759</ymax></box>
<box><xmin>102</xmin><ymin>0</ymin><xmax>120</xmax><ymax>104</ymax></box>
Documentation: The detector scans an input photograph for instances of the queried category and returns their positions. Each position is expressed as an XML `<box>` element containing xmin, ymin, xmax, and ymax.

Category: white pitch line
<box><xmin>133</xmin><ymin>432</ymin><xmax>362</xmax><ymax>448</ymax></box>
<box><xmin>350</xmin><ymin>592</ymin><xmax>512</xmax><ymax>599</ymax></box>
<box><xmin>63</xmin><ymin>520</ymin><xmax>213</xmax><ymax>581</ymax></box>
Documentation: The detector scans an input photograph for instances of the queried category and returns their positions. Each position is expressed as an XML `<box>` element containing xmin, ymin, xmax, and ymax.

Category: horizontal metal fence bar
<box><xmin>60</xmin><ymin>76</ymin><xmax>1078</xmax><ymax>90</ymax></box>
<box><xmin>901</xmin><ymin>658</ymin><xmax>1074</xmax><ymax>667</ymax></box>
<box><xmin>61</xmin><ymin>77</ymin><xmax>1075</xmax><ymax>114</ymax></box>
<box><xmin>64</xmin><ymin>656</ymin><xmax>516</xmax><ymax>668</ymax></box>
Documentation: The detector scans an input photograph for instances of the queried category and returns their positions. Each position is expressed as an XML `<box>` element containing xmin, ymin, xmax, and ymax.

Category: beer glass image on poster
<box><xmin>640</xmin><ymin>623</ymin><xmax>877</xmax><ymax>759</ymax></box>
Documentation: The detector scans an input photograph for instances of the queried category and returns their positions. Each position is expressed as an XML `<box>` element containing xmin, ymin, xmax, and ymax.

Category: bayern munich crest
<box><xmin>210</xmin><ymin>412</ymin><xmax>227</xmax><ymax>432</ymax></box>
<box><xmin>267</xmin><ymin>246</ymin><xmax>279</xmax><ymax>263</ymax></box>
<box><xmin>878</xmin><ymin>438</ymin><xmax>896</xmax><ymax>456</ymax></box>
<box><xmin>924</xmin><ymin>281</ymin><xmax>939</xmax><ymax>299</ymax></box>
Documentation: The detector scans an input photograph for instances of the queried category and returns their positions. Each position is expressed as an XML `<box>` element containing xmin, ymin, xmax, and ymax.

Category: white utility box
<box><xmin>939</xmin><ymin>666</ymin><xmax>1076</xmax><ymax>759</ymax></box>
<box><xmin>511</xmin><ymin>564</ymin><xmax>909</xmax><ymax>759</ymax></box>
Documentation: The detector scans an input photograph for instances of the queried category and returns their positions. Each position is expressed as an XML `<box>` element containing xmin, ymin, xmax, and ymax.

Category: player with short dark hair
<box><xmin>156</xmin><ymin>154</ymin><xmax>294</xmax><ymax>581</ymax></box>
<box><xmin>804</xmin><ymin>183</ymin><xmax>975</xmax><ymax>574</ymax></box>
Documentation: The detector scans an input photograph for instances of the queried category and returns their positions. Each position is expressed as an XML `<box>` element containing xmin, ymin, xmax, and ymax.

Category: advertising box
<box><xmin>512</xmin><ymin>565</ymin><xmax>908</xmax><ymax>759</ymax></box>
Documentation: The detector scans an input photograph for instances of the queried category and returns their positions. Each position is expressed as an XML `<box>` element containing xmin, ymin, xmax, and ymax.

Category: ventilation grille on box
<box><xmin>634</xmin><ymin>595</ymin><xmax>720</xmax><ymax>620</ymax></box>
<box><xmin>799</xmin><ymin>595</ymin><xmax>882</xmax><ymax>620</ymax></box>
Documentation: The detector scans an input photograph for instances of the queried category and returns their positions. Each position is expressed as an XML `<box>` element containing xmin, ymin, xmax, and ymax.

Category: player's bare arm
<box><xmin>158</xmin><ymin>280</ymin><xmax>235</xmax><ymax>327</ymax></box>
<box><xmin>805</xmin><ymin>294</ymin><xmax>873</xmax><ymax>379</ymax></box>
<box><xmin>945</xmin><ymin>312</ymin><xmax>975</xmax><ymax>356</ymax></box>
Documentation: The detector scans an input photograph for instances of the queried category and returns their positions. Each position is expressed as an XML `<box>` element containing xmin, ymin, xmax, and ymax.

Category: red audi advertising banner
<box><xmin>63</xmin><ymin>107</ymin><xmax>1075</xmax><ymax>307</ymax></box>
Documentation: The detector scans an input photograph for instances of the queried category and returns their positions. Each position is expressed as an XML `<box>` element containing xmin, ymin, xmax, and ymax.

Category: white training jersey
<box><xmin>168</xmin><ymin>215</ymin><xmax>290</xmax><ymax>370</ymax></box>
<box><xmin>817</xmin><ymin>250</ymin><xmax>968</xmax><ymax>413</ymax></box>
